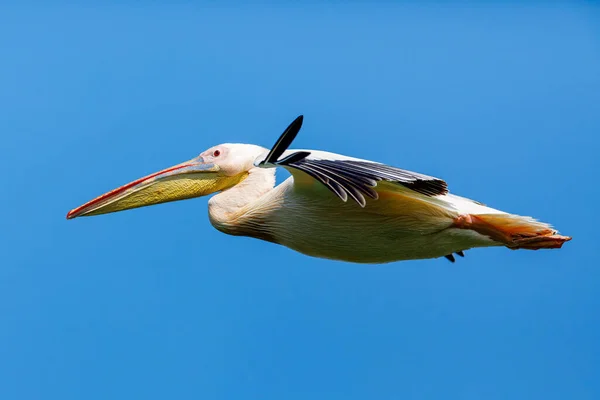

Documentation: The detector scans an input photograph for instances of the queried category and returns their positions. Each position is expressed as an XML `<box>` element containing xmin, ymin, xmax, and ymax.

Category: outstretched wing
<box><xmin>257</xmin><ymin>115</ymin><xmax>448</xmax><ymax>207</ymax></box>
<box><xmin>265</xmin><ymin>150</ymin><xmax>448</xmax><ymax>207</ymax></box>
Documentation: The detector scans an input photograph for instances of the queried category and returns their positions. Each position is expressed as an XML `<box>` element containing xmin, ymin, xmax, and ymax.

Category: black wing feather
<box><xmin>295</xmin><ymin>163</ymin><xmax>349</xmax><ymax>202</ymax></box>
<box><xmin>301</xmin><ymin>161</ymin><xmax>378</xmax><ymax>201</ymax></box>
<box><xmin>260</xmin><ymin>115</ymin><xmax>304</xmax><ymax>165</ymax></box>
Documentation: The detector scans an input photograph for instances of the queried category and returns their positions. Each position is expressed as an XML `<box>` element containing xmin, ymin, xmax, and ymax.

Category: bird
<box><xmin>66</xmin><ymin>115</ymin><xmax>571</xmax><ymax>263</ymax></box>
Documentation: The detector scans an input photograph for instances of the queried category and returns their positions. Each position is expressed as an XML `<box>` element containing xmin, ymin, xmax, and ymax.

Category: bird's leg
<box><xmin>452</xmin><ymin>214</ymin><xmax>571</xmax><ymax>250</ymax></box>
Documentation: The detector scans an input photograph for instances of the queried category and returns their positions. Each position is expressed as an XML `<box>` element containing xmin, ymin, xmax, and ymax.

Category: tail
<box><xmin>453</xmin><ymin>213</ymin><xmax>571</xmax><ymax>250</ymax></box>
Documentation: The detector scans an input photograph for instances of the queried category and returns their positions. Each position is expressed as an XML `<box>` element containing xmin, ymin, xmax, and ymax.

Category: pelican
<box><xmin>67</xmin><ymin>116</ymin><xmax>571</xmax><ymax>263</ymax></box>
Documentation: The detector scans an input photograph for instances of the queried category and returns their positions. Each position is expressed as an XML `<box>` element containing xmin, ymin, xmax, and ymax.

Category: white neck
<box><xmin>208</xmin><ymin>167</ymin><xmax>276</xmax><ymax>234</ymax></box>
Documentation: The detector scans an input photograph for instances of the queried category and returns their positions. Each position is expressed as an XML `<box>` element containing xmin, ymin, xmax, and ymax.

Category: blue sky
<box><xmin>1</xmin><ymin>3</ymin><xmax>599</xmax><ymax>399</ymax></box>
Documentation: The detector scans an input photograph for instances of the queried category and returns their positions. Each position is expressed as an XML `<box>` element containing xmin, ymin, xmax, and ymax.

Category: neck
<box><xmin>208</xmin><ymin>167</ymin><xmax>276</xmax><ymax>234</ymax></box>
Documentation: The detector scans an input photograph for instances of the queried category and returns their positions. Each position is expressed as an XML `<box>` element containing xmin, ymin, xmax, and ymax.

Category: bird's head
<box><xmin>66</xmin><ymin>143</ymin><xmax>268</xmax><ymax>219</ymax></box>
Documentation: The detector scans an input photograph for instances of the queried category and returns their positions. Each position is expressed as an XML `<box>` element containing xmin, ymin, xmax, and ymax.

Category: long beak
<box><xmin>66</xmin><ymin>156</ymin><xmax>230</xmax><ymax>219</ymax></box>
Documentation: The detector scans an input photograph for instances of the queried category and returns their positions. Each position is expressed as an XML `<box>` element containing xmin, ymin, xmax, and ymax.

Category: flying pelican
<box><xmin>67</xmin><ymin>116</ymin><xmax>571</xmax><ymax>263</ymax></box>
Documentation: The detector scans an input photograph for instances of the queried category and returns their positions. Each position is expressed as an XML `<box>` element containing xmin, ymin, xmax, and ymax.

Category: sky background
<box><xmin>1</xmin><ymin>2</ymin><xmax>599</xmax><ymax>399</ymax></box>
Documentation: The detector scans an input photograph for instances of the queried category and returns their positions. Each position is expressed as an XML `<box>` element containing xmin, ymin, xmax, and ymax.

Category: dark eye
<box><xmin>213</xmin><ymin>149</ymin><xmax>221</xmax><ymax>157</ymax></box>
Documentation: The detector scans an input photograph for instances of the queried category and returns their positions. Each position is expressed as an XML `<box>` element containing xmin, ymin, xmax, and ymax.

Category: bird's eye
<box><xmin>213</xmin><ymin>150</ymin><xmax>221</xmax><ymax>157</ymax></box>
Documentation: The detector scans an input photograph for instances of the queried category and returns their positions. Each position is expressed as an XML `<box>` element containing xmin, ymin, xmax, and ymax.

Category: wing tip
<box><xmin>400</xmin><ymin>178</ymin><xmax>448</xmax><ymax>197</ymax></box>
<box><xmin>262</xmin><ymin>114</ymin><xmax>305</xmax><ymax>165</ymax></box>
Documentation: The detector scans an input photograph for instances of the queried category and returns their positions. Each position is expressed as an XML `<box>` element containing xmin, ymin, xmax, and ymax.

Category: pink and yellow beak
<box><xmin>67</xmin><ymin>156</ymin><xmax>234</xmax><ymax>219</ymax></box>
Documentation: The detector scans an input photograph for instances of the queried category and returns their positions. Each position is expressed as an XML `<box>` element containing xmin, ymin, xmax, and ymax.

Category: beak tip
<box><xmin>66</xmin><ymin>209</ymin><xmax>77</xmax><ymax>220</ymax></box>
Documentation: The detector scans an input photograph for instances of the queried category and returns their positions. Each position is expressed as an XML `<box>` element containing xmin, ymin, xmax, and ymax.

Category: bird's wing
<box><xmin>256</xmin><ymin>115</ymin><xmax>448</xmax><ymax>207</ymax></box>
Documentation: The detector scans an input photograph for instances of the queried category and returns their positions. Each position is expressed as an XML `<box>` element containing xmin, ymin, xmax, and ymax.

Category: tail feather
<box><xmin>454</xmin><ymin>213</ymin><xmax>571</xmax><ymax>250</ymax></box>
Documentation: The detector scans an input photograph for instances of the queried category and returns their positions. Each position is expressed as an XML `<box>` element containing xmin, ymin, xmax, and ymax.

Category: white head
<box><xmin>198</xmin><ymin>143</ymin><xmax>268</xmax><ymax>177</ymax></box>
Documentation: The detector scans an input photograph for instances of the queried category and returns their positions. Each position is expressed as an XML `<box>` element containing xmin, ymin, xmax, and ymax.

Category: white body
<box><xmin>208</xmin><ymin>159</ymin><xmax>503</xmax><ymax>263</ymax></box>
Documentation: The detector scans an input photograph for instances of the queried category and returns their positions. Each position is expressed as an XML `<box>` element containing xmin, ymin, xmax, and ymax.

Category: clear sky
<box><xmin>1</xmin><ymin>2</ymin><xmax>599</xmax><ymax>399</ymax></box>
